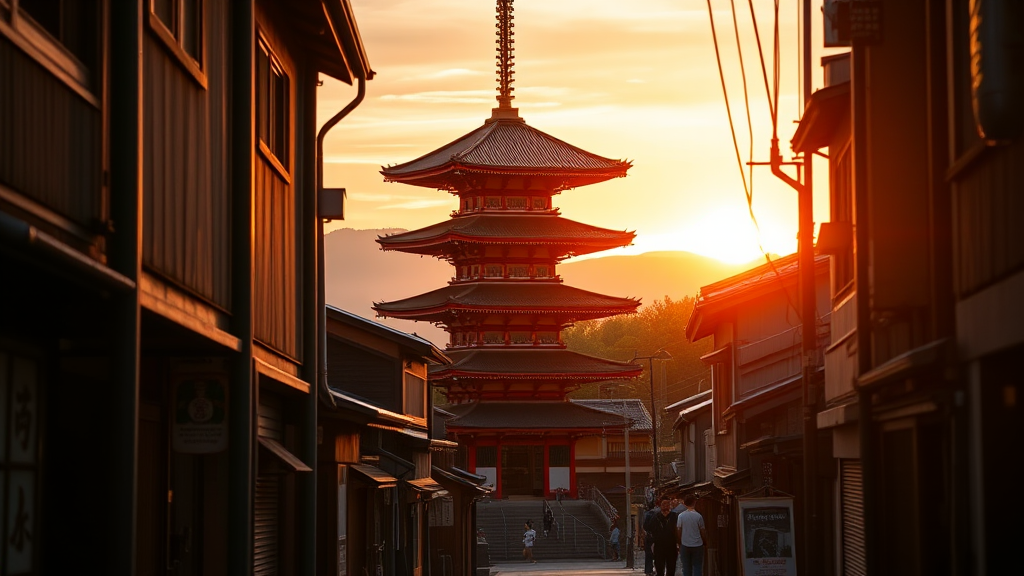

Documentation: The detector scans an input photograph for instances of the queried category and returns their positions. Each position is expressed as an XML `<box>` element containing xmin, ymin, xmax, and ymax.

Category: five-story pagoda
<box><xmin>374</xmin><ymin>0</ymin><xmax>642</xmax><ymax>498</ymax></box>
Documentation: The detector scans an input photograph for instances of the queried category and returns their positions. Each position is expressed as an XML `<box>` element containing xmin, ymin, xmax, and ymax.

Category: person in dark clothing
<box><xmin>640</xmin><ymin>503</ymin><xmax>659</xmax><ymax>575</ymax></box>
<box><xmin>643</xmin><ymin>496</ymin><xmax>679</xmax><ymax>576</ymax></box>
<box><xmin>543</xmin><ymin>506</ymin><xmax>555</xmax><ymax>537</ymax></box>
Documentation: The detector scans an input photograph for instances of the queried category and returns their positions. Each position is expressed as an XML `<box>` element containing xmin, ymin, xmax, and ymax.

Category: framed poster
<box><xmin>738</xmin><ymin>497</ymin><xmax>797</xmax><ymax>576</ymax></box>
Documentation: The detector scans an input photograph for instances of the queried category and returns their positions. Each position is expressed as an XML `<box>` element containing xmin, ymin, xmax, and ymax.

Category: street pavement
<box><xmin>490</xmin><ymin>558</ymin><xmax>639</xmax><ymax>576</ymax></box>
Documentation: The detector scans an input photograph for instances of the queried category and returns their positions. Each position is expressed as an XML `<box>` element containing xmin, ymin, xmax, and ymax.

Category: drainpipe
<box><xmin>228</xmin><ymin>0</ymin><xmax>255</xmax><ymax>571</ymax></box>
<box><xmin>316</xmin><ymin>77</ymin><xmax>366</xmax><ymax>412</ymax></box>
<box><xmin>851</xmin><ymin>41</ymin><xmax>876</xmax><ymax>576</ymax></box>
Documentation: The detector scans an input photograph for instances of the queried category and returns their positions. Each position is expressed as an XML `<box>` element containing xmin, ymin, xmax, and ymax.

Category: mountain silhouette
<box><xmin>324</xmin><ymin>228</ymin><xmax>769</xmax><ymax>348</ymax></box>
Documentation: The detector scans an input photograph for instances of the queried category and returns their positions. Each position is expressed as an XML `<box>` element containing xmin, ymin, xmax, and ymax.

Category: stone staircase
<box><xmin>476</xmin><ymin>498</ymin><xmax>615</xmax><ymax>563</ymax></box>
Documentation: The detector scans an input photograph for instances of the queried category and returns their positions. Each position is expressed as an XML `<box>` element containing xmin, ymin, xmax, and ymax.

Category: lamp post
<box><xmin>632</xmin><ymin>349</ymin><xmax>672</xmax><ymax>488</ymax></box>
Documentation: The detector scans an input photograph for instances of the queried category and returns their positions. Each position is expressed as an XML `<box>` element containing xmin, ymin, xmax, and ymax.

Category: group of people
<box><xmin>640</xmin><ymin>495</ymin><xmax>709</xmax><ymax>576</ymax></box>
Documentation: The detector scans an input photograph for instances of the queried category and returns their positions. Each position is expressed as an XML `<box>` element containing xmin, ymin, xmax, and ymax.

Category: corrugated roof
<box><xmin>374</xmin><ymin>282</ymin><xmax>639</xmax><ymax>319</ymax></box>
<box><xmin>381</xmin><ymin>119</ymin><xmax>630</xmax><ymax>182</ymax></box>
<box><xmin>570</xmin><ymin>399</ymin><xmax>653</xmax><ymax>432</ymax></box>
<box><xmin>445</xmin><ymin>401</ymin><xmax>630</xmax><ymax>430</ymax></box>
<box><xmin>377</xmin><ymin>213</ymin><xmax>634</xmax><ymax>252</ymax></box>
<box><xmin>431</xmin><ymin>349</ymin><xmax>642</xmax><ymax>380</ymax></box>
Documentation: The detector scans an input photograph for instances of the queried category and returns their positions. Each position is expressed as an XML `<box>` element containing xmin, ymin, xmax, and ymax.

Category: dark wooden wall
<box><xmin>252</xmin><ymin>9</ymin><xmax>301</xmax><ymax>360</ymax></box>
<box><xmin>327</xmin><ymin>336</ymin><xmax>401</xmax><ymax>412</ymax></box>
<box><xmin>0</xmin><ymin>35</ymin><xmax>102</xmax><ymax>227</ymax></box>
<box><xmin>953</xmin><ymin>140</ymin><xmax>1024</xmax><ymax>298</ymax></box>
<box><xmin>142</xmin><ymin>0</ymin><xmax>231</xmax><ymax>309</ymax></box>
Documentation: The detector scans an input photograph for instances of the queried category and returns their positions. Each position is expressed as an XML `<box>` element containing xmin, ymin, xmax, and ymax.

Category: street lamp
<box><xmin>631</xmin><ymin>349</ymin><xmax>672</xmax><ymax>489</ymax></box>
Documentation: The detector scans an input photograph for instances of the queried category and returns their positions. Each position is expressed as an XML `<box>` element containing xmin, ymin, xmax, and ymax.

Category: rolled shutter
<box><xmin>841</xmin><ymin>459</ymin><xmax>866</xmax><ymax>576</ymax></box>
<box><xmin>254</xmin><ymin>474</ymin><xmax>280</xmax><ymax>575</ymax></box>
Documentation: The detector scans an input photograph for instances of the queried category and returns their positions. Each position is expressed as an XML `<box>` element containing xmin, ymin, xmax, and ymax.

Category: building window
<box><xmin>532</xmin><ymin>197</ymin><xmax>547</xmax><ymax>210</ymax></box>
<box><xmin>484</xmin><ymin>197</ymin><xmax>502</xmax><ymax>209</ymax></box>
<box><xmin>148</xmin><ymin>0</ymin><xmax>205</xmax><ymax>86</ymax></box>
<box><xmin>508</xmin><ymin>264</ymin><xmax>529</xmax><ymax>278</ymax></box>
<box><xmin>549</xmin><ymin>445</ymin><xmax>570</xmax><ymax>467</ymax></box>
<box><xmin>257</xmin><ymin>37</ymin><xmax>290</xmax><ymax>175</ymax></box>
<box><xmin>403</xmin><ymin>370</ymin><xmax>426</xmax><ymax>419</ymax></box>
<box><xmin>484</xmin><ymin>264</ymin><xmax>503</xmax><ymax>278</ymax></box>
<box><xmin>477</xmin><ymin>446</ymin><xmax>497</xmax><ymax>467</ymax></box>
<box><xmin>510</xmin><ymin>331</ymin><xmax>532</xmax><ymax>345</ymax></box>
<box><xmin>506</xmin><ymin>197</ymin><xmax>528</xmax><ymax>209</ymax></box>
<box><xmin>12</xmin><ymin>0</ymin><xmax>100</xmax><ymax>93</ymax></box>
<box><xmin>535</xmin><ymin>264</ymin><xmax>551</xmax><ymax>278</ymax></box>
<box><xmin>831</xmin><ymin>145</ymin><xmax>854</xmax><ymax>293</ymax></box>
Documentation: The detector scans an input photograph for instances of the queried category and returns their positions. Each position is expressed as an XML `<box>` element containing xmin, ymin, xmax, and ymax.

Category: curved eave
<box><xmin>377</xmin><ymin>235</ymin><xmax>634</xmax><ymax>256</ymax></box>
<box><xmin>432</xmin><ymin>367</ymin><xmax>643</xmax><ymax>381</ymax></box>
<box><xmin>381</xmin><ymin>162</ymin><xmax>629</xmax><ymax>190</ymax></box>
<box><xmin>373</xmin><ymin>304</ymin><xmax>638</xmax><ymax>323</ymax></box>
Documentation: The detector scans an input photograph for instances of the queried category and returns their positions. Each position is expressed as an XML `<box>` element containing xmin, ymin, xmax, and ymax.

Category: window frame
<box><xmin>256</xmin><ymin>33</ymin><xmax>291</xmax><ymax>182</ymax></box>
<box><xmin>402</xmin><ymin>365</ymin><xmax>427</xmax><ymax>421</ymax></box>
<box><xmin>147</xmin><ymin>0</ymin><xmax>206</xmax><ymax>88</ymax></box>
<box><xmin>0</xmin><ymin>0</ymin><xmax>103</xmax><ymax>107</ymax></box>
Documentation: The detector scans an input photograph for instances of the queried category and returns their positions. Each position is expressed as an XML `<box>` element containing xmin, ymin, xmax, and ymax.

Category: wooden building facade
<box><xmin>0</xmin><ymin>1</ymin><xmax>371</xmax><ymax>574</ymax></box>
<box><xmin>320</xmin><ymin>306</ymin><xmax>489</xmax><ymax>576</ymax></box>
<box><xmin>677</xmin><ymin>253</ymin><xmax>831</xmax><ymax>576</ymax></box>
<box><xmin>790</xmin><ymin>1</ymin><xmax>1024</xmax><ymax>573</ymax></box>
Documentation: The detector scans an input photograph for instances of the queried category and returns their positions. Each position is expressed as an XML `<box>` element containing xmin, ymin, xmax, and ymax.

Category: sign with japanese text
<box><xmin>738</xmin><ymin>497</ymin><xmax>798</xmax><ymax>576</ymax></box>
<box><xmin>824</xmin><ymin>0</ymin><xmax>883</xmax><ymax>47</ymax></box>
<box><xmin>172</xmin><ymin>363</ymin><xmax>228</xmax><ymax>453</ymax></box>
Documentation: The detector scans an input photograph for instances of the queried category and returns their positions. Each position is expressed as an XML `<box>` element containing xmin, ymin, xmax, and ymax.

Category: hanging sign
<box><xmin>172</xmin><ymin>372</ymin><xmax>228</xmax><ymax>454</ymax></box>
<box><xmin>738</xmin><ymin>497</ymin><xmax>798</xmax><ymax>576</ymax></box>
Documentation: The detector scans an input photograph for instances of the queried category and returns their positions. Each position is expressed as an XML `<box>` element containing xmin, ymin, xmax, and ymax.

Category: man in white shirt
<box><xmin>675</xmin><ymin>495</ymin><xmax>709</xmax><ymax>576</ymax></box>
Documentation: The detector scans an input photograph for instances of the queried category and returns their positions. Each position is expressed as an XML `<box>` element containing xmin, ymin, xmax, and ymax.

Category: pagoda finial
<box><xmin>490</xmin><ymin>0</ymin><xmax>522</xmax><ymax>121</ymax></box>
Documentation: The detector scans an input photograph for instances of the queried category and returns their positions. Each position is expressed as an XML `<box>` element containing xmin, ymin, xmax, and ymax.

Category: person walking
<box><xmin>640</xmin><ymin>502</ymin><xmax>659</xmax><ymax>575</ymax></box>
<box><xmin>522</xmin><ymin>521</ymin><xmax>537</xmax><ymax>563</ymax></box>
<box><xmin>676</xmin><ymin>495</ymin><xmax>709</xmax><ymax>576</ymax></box>
<box><xmin>609</xmin><ymin>522</ymin><xmax>621</xmax><ymax>561</ymax></box>
<box><xmin>645</xmin><ymin>496</ymin><xmax>679</xmax><ymax>576</ymax></box>
<box><xmin>543</xmin><ymin>506</ymin><xmax>555</xmax><ymax>537</ymax></box>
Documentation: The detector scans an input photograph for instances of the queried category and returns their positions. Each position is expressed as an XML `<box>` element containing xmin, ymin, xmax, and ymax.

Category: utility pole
<box><xmin>769</xmin><ymin>2</ymin><xmax>817</xmax><ymax>574</ymax></box>
<box><xmin>798</xmin><ymin>0</ymin><xmax>819</xmax><ymax>574</ymax></box>
<box><xmin>624</xmin><ymin>401</ymin><xmax>634</xmax><ymax>568</ymax></box>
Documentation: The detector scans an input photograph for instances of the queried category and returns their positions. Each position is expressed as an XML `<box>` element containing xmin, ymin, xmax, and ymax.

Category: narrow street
<box><xmin>491</xmin><ymin>559</ymin><xmax>636</xmax><ymax>576</ymax></box>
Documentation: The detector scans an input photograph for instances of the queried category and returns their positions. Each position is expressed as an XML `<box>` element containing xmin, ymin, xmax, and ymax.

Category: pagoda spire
<box><xmin>490</xmin><ymin>0</ymin><xmax>522</xmax><ymax>122</ymax></box>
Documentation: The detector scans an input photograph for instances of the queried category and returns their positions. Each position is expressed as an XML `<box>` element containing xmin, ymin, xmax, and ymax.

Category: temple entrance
<box><xmin>501</xmin><ymin>445</ymin><xmax>544</xmax><ymax>496</ymax></box>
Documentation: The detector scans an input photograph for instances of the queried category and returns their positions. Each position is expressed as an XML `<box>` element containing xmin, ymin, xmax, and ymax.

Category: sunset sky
<box><xmin>320</xmin><ymin>0</ymin><xmax>837</xmax><ymax>264</ymax></box>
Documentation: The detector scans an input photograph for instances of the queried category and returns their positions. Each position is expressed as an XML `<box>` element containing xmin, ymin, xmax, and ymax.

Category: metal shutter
<box><xmin>841</xmin><ymin>459</ymin><xmax>867</xmax><ymax>576</ymax></box>
<box><xmin>254</xmin><ymin>474</ymin><xmax>280</xmax><ymax>575</ymax></box>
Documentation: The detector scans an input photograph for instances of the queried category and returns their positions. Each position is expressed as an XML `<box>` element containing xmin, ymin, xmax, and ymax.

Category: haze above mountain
<box><xmin>324</xmin><ymin>228</ymin><xmax>765</xmax><ymax>347</ymax></box>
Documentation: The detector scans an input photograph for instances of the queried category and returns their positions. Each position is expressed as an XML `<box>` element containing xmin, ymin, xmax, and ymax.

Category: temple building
<box><xmin>374</xmin><ymin>0</ymin><xmax>642</xmax><ymax>499</ymax></box>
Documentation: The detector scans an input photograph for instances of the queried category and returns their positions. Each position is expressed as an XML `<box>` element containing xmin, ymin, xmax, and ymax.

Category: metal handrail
<box><xmin>499</xmin><ymin>504</ymin><xmax>508</xmax><ymax>561</ymax></box>
<box><xmin>579</xmin><ymin>484</ymin><xmax>619</xmax><ymax>524</ymax></box>
<box><xmin>555</xmin><ymin>500</ymin><xmax>609</xmax><ymax>560</ymax></box>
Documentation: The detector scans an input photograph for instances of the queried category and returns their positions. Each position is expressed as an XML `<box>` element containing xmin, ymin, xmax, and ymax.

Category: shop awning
<box><xmin>257</xmin><ymin>436</ymin><xmax>312</xmax><ymax>473</ymax></box>
<box><xmin>351</xmin><ymin>464</ymin><xmax>398</xmax><ymax>488</ymax></box>
<box><xmin>405</xmin><ymin>477</ymin><xmax>449</xmax><ymax>498</ymax></box>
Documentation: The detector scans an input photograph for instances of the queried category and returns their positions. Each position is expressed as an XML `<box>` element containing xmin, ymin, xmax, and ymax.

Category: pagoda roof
<box><xmin>430</xmin><ymin>349</ymin><xmax>642</xmax><ymax>381</ymax></box>
<box><xmin>377</xmin><ymin>213</ymin><xmax>635</xmax><ymax>256</ymax></box>
<box><xmin>373</xmin><ymin>282</ymin><xmax>640</xmax><ymax>321</ymax></box>
<box><xmin>443</xmin><ymin>400</ymin><xmax>630</xmax><ymax>431</ymax></box>
<box><xmin>380</xmin><ymin>118</ymin><xmax>631</xmax><ymax>190</ymax></box>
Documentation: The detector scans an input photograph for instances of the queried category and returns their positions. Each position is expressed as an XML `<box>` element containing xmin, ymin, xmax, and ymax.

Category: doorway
<box><xmin>501</xmin><ymin>445</ymin><xmax>544</xmax><ymax>497</ymax></box>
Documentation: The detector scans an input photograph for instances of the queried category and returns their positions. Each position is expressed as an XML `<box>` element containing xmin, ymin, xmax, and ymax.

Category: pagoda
<box><xmin>374</xmin><ymin>0</ymin><xmax>642</xmax><ymax>499</ymax></box>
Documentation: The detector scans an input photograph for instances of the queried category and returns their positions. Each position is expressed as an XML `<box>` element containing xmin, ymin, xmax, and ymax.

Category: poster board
<box><xmin>738</xmin><ymin>497</ymin><xmax>797</xmax><ymax>576</ymax></box>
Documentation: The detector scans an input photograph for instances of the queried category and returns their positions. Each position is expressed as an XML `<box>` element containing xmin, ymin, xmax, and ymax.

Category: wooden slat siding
<box><xmin>254</xmin><ymin>474</ymin><xmax>280</xmax><ymax>575</ymax></box>
<box><xmin>258</xmin><ymin>397</ymin><xmax>285</xmax><ymax>441</ymax></box>
<box><xmin>0</xmin><ymin>35</ymin><xmax>102</xmax><ymax>227</ymax></box>
<box><xmin>142</xmin><ymin>1</ymin><xmax>231</xmax><ymax>309</ymax></box>
<box><xmin>253</xmin><ymin>150</ymin><xmax>298</xmax><ymax>358</ymax></box>
<box><xmin>841</xmin><ymin>459</ymin><xmax>867</xmax><ymax>576</ymax></box>
<box><xmin>954</xmin><ymin>140</ymin><xmax>1024</xmax><ymax>298</ymax></box>
<box><xmin>327</xmin><ymin>336</ymin><xmax>401</xmax><ymax>412</ymax></box>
